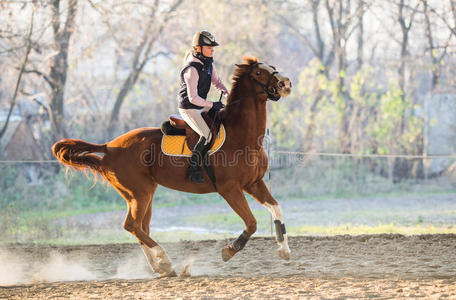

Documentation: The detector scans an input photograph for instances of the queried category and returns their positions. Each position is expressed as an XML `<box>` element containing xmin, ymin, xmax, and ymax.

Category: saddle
<box><xmin>160</xmin><ymin>108</ymin><xmax>222</xmax><ymax>151</ymax></box>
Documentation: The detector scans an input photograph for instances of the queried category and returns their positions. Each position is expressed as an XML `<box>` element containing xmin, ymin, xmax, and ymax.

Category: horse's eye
<box><xmin>256</xmin><ymin>71</ymin><xmax>261</xmax><ymax>76</ymax></box>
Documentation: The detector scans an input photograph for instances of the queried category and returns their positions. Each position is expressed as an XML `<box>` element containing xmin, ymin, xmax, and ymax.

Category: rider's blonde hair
<box><xmin>183</xmin><ymin>46</ymin><xmax>199</xmax><ymax>64</ymax></box>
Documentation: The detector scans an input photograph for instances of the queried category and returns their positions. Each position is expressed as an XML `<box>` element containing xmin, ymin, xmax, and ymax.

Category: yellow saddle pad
<box><xmin>161</xmin><ymin>125</ymin><xmax>226</xmax><ymax>157</ymax></box>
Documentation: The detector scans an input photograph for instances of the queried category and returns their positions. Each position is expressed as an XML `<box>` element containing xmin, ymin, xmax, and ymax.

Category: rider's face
<box><xmin>201</xmin><ymin>46</ymin><xmax>214</xmax><ymax>57</ymax></box>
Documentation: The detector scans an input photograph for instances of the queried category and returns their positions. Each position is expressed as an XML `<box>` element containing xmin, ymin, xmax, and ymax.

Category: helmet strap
<box><xmin>193</xmin><ymin>50</ymin><xmax>213</xmax><ymax>64</ymax></box>
<box><xmin>196</xmin><ymin>46</ymin><xmax>210</xmax><ymax>59</ymax></box>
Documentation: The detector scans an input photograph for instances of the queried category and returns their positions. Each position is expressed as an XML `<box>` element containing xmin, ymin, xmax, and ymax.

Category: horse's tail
<box><xmin>52</xmin><ymin>138</ymin><xmax>107</xmax><ymax>174</ymax></box>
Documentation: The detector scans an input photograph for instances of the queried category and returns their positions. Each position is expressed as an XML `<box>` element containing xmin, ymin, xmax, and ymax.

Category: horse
<box><xmin>52</xmin><ymin>56</ymin><xmax>292</xmax><ymax>276</ymax></box>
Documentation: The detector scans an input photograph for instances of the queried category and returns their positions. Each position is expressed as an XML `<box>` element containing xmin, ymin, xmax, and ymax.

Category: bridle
<box><xmin>249</xmin><ymin>62</ymin><xmax>280</xmax><ymax>101</ymax></box>
<box><xmin>223</xmin><ymin>62</ymin><xmax>282</xmax><ymax>108</ymax></box>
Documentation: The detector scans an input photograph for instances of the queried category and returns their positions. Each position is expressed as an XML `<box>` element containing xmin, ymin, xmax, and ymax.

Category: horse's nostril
<box><xmin>279</xmin><ymin>81</ymin><xmax>285</xmax><ymax>88</ymax></box>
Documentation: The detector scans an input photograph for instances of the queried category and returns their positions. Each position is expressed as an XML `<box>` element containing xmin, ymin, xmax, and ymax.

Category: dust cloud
<box><xmin>0</xmin><ymin>244</ymin><xmax>201</xmax><ymax>286</ymax></box>
<box><xmin>0</xmin><ymin>249</ymin><xmax>95</xmax><ymax>285</ymax></box>
<box><xmin>0</xmin><ymin>249</ymin><xmax>26</xmax><ymax>286</ymax></box>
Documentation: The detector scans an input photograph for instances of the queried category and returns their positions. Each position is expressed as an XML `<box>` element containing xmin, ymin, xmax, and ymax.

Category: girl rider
<box><xmin>178</xmin><ymin>31</ymin><xmax>229</xmax><ymax>183</ymax></box>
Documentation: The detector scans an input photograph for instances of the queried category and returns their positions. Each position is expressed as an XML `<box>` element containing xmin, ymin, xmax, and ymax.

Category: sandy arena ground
<box><xmin>1</xmin><ymin>235</ymin><xmax>455</xmax><ymax>299</ymax></box>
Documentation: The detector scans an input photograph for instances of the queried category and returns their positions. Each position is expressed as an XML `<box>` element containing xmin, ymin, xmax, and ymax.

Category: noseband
<box><xmin>249</xmin><ymin>62</ymin><xmax>280</xmax><ymax>101</ymax></box>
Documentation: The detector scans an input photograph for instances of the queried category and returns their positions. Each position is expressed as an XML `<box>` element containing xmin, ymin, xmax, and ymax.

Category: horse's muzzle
<box><xmin>277</xmin><ymin>78</ymin><xmax>292</xmax><ymax>98</ymax></box>
<box><xmin>278</xmin><ymin>79</ymin><xmax>292</xmax><ymax>89</ymax></box>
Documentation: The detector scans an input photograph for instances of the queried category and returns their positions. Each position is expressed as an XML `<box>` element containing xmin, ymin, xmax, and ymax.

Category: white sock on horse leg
<box><xmin>264</xmin><ymin>203</ymin><xmax>283</xmax><ymax>221</ymax></box>
<box><xmin>140</xmin><ymin>244</ymin><xmax>160</xmax><ymax>273</ymax></box>
<box><xmin>141</xmin><ymin>244</ymin><xmax>173</xmax><ymax>274</ymax></box>
<box><xmin>263</xmin><ymin>203</ymin><xmax>290</xmax><ymax>254</ymax></box>
<box><xmin>151</xmin><ymin>245</ymin><xmax>173</xmax><ymax>272</ymax></box>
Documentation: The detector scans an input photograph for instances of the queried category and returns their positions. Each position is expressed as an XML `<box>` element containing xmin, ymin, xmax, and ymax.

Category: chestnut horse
<box><xmin>52</xmin><ymin>56</ymin><xmax>292</xmax><ymax>276</ymax></box>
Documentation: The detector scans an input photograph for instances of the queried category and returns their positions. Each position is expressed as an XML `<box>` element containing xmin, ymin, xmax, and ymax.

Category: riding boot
<box><xmin>187</xmin><ymin>136</ymin><xmax>207</xmax><ymax>183</ymax></box>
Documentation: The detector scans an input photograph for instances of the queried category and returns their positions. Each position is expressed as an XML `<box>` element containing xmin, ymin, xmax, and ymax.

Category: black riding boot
<box><xmin>187</xmin><ymin>136</ymin><xmax>207</xmax><ymax>183</ymax></box>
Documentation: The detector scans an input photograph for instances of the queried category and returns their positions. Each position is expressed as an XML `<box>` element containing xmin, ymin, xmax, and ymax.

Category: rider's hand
<box><xmin>223</xmin><ymin>90</ymin><xmax>229</xmax><ymax>97</ymax></box>
<box><xmin>212</xmin><ymin>101</ymin><xmax>225</xmax><ymax>111</ymax></box>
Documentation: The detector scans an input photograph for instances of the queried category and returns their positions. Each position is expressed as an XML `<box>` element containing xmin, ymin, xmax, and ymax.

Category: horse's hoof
<box><xmin>178</xmin><ymin>263</ymin><xmax>192</xmax><ymax>278</ymax></box>
<box><xmin>159</xmin><ymin>269</ymin><xmax>177</xmax><ymax>278</ymax></box>
<box><xmin>277</xmin><ymin>247</ymin><xmax>291</xmax><ymax>260</ymax></box>
<box><xmin>221</xmin><ymin>245</ymin><xmax>236</xmax><ymax>262</ymax></box>
<box><xmin>158</xmin><ymin>260</ymin><xmax>174</xmax><ymax>274</ymax></box>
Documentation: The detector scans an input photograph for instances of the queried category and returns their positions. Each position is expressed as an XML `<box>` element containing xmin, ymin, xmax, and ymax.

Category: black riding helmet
<box><xmin>192</xmin><ymin>31</ymin><xmax>219</xmax><ymax>47</ymax></box>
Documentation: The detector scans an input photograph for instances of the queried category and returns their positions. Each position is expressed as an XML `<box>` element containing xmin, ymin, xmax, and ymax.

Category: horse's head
<box><xmin>248</xmin><ymin>61</ymin><xmax>291</xmax><ymax>101</ymax></box>
<box><xmin>233</xmin><ymin>56</ymin><xmax>291</xmax><ymax>102</ymax></box>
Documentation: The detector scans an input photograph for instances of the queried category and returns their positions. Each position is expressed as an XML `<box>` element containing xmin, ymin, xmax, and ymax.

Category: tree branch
<box><xmin>21</xmin><ymin>90</ymin><xmax>50</xmax><ymax>117</ymax></box>
<box><xmin>22</xmin><ymin>68</ymin><xmax>55</xmax><ymax>89</ymax></box>
<box><xmin>0</xmin><ymin>6</ymin><xmax>35</xmax><ymax>141</ymax></box>
<box><xmin>276</xmin><ymin>14</ymin><xmax>319</xmax><ymax>58</ymax></box>
<box><xmin>106</xmin><ymin>0</ymin><xmax>184</xmax><ymax>136</ymax></box>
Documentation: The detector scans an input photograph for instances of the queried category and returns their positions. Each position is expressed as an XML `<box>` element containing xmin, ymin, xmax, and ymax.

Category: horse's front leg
<box><xmin>245</xmin><ymin>180</ymin><xmax>291</xmax><ymax>260</ymax></box>
<box><xmin>218</xmin><ymin>186</ymin><xmax>257</xmax><ymax>262</ymax></box>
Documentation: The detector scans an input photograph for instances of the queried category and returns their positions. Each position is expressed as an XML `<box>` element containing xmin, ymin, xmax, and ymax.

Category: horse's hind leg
<box><xmin>138</xmin><ymin>187</ymin><xmax>173</xmax><ymax>276</ymax></box>
<box><xmin>245</xmin><ymin>180</ymin><xmax>291</xmax><ymax>260</ymax></box>
<box><xmin>117</xmin><ymin>183</ymin><xmax>175</xmax><ymax>276</ymax></box>
<box><xmin>218</xmin><ymin>186</ymin><xmax>257</xmax><ymax>262</ymax></box>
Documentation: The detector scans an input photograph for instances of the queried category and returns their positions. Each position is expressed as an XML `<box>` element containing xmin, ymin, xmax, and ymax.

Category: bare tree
<box><xmin>356</xmin><ymin>0</ymin><xmax>365</xmax><ymax>70</ymax></box>
<box><xmin>325</xmin><ymin>0</ymin><xmax>361</xmax><ymax>153</ymax></box>
<box><xmin>396</xmin><ymin>0</ymin><xmax>419</xmax><ymax>133</ymax></box>
<box><xmin>278</xmin><ymin>0</ymin><xmax>336</xmax><ymax>151</ymax></box>
<box><xmin>48</xmin><ymin>0</ymin><xmax>78</xmax><ymax>139</ymax></box>
<box><xmin>302</xmin><ymin>0</ymin><xmax>336</xmax><ymax>152</ymax></box>
<box><xmin>0</xmin><ymin>6</ymin><xmax>35</xmax><ymax>141</ymax></box>
<box><xmin>106</xmin><ymin>0</ymin><xmax>183</xmax><ymax>138</ymax></box>
<box><xmin>23</xmin><ymin>0</ymin><xmax>78</xmax><ymax>140</ymax></box>
<box><xmin>422</xmin><ymin>0</ymin><xmax>452</xmax><ymax>91</ymax></box>
<box><xmin>452</xmin><ymin>0</ymin><xmax>456</xmax><ymax>33</ymax></box>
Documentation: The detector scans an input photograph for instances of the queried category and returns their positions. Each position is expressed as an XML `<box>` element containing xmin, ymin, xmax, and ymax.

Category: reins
<box><xmin>223</xmin><ymin>62</ymin><xmax>280</xmax><ymax>108</ymax></box>
<box><xmin>208</xmin><ymin>60</ymin><xmax>280</xmax><ymax>131</ymax></box>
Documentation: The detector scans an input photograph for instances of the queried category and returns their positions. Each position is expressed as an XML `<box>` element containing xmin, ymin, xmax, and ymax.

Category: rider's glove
<box><xmin>212</xmin><ymin>102</ymin><xmax>225</xmax><ymax>111</ymax></box>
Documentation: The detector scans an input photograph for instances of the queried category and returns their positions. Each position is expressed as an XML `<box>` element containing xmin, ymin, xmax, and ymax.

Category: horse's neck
<box><xmin>224</xmin><ymin>79</ymin><xmax>267</xmax><ymax>148</ymax></box>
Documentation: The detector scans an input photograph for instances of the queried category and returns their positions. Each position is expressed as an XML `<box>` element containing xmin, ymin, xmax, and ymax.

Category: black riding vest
<box><xmin>178</xmin><ymin>61</ymin><xmax>212</xmax><ymax>110</ymax></box>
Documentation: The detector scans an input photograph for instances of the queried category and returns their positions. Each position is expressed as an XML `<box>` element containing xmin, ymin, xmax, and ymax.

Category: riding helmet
<box><xmin>192</xmin><ymin>31</ymin><xmax>219</xmax><ymax>47</ymax></box>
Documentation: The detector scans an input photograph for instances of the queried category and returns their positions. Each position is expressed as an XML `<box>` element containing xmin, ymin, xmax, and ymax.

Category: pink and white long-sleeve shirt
<box><xmin>181</xmin><ymin>55</ymin><xmax>229</xmax><ymax>108</ymax></box>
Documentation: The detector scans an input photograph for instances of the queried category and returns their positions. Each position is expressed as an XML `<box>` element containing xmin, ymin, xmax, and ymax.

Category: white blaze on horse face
<box><xmin>263</xmin><ymin>203</ymin><xmax>291</xmax><ymax>259</ymax></box>
<box><xmin>261</xmin><ymin>64</ymin><xmax>276</xmax><ymax>74</ymax></box>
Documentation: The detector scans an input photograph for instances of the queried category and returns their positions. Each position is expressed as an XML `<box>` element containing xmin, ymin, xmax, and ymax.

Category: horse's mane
<box><xmin>221</xmin><ymin>56</ymin><xmax>259</xmax><ymax>116</ymax></box>
<box><xmin>231</xmin><ymin>56</ymin><xmax>259</xmax><ymax>90</ymax></box>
